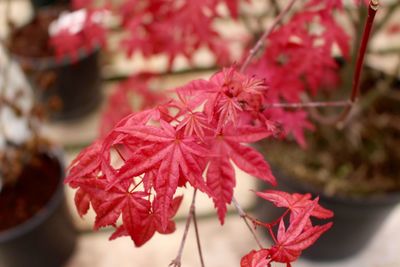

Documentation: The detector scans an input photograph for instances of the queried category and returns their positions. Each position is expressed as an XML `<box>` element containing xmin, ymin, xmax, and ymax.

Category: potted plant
<box><xmin>63</xmin><ymin>0</ymin><xmax>382</xmax><ymax>266</ymax></box>
<box><xmin>7</xmin><ymin>5</ymin><xmax>104</xmax><ymax>121</ymax></box>
<box><xmin>250</xmin><ymin>0</ymin><xmax>400</xmax><ymax>261</ymax></box>
<box><xmin>0</xmin><ymin>7</ymin><xmax>77</xmax><ymax>266</ymax></box>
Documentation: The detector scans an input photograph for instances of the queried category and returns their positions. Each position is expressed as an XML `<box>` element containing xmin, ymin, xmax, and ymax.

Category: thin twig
<box><xmin>232</xmin><ymin>196</ymin><xmax>263</xmax><ymax>249</ymax></box>
<box><xmin>169</xmin><ymin>189</ymin><xmax>197</xmax><ymax>267</ymax></box>
<box><xmin>192</xmin><ymin>204</ymin><xmax>205</xmax><ymax>267</ymax></box>
<box><xmin>239</xmin><ymin>0</ymin><xmax>298</xmax><ymax>73</ymax></box>
<box><xmin>265</xmin><ymin>100</ymin><xmax>351</xmax><ymax>109</ymax></box>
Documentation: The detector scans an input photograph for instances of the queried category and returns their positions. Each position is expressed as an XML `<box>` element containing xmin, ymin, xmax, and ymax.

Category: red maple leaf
<box><xmin>256</xmin><ymin>190</ymin><xmax>333</xmax><ymax>221</ymax></box>
<box><xmin>268</xmin><ymin>201</ymin><xmax>333</xmax><ymax>264</ymax></box>
<box><xmin>240</xmin><ymin>249</ymin><xmax>271</xmax><ymax>267</ymax></box>
<box><xmin>112</xmin><ymin>120</ymin><xmax>209</xmax><ymax>229</ymax></box>
<box><xmin>109</xmin><ymin>195</ymin><xmax>183</xmax><ymax>246</ymax></box>
<box><xmin>76</xmin><ymin>178</ymin><xmax>151</xmax><ymax>234</ymax></box>
<box><xmin>242</xmin><ymin>199</ymin><xmax>333</xmax><ymax>267</ymax></box>
<box><xmin>206</xmin><ymin>124</ymin><xmax>276</xmax><ymax>223</ymax></box>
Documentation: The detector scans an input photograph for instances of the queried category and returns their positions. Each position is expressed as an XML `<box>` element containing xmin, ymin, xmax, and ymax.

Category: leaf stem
<box><xmin>239</xmin><ymin>0</ymin><xmax>298</xmax><ymax>73</ymax></box>
<box><xmin>169</xmin><ymin>189</ymin><xmax>197</xmax><ymax>267</ymax></box>
<box><xmin>232</xmin><ymin>196</ymin><xmax>263</xmax><ymax>249</ymax></box>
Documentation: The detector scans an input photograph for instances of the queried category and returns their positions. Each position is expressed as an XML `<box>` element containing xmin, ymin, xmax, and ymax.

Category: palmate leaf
<box><xmin>206</xmin><ymin>123</ymin><xmax>276</xmax><ymax>224</ymax></box>
<box><xmin>109</xmin><ymin>196</ymin><xmax>183</xmax><ymax>247</ymax></box>
<box><xmin>240</xmin><ymin>249</ymin><xmax>271</xmax><ymax>267</ymax></box>
<box><xmin>270</xmin><ymin>201</ymin><xmax>333</xmax><ymax>263</ymax></box>
<box><xmin>112</xmin><ymin>120</ymin><xmax>209</xmax><ymax>229</ymax></box>
<box><xmin>74</xmin><ymin>188</ymin><xmax>90</xmax><ymax>217</ymax></box>
<box><xmin>66</xmin><ymin>140</ymin><xmax>102</xmax><ymax>186</ymax></box>
<box><xmin>256</xmin><ymin>190</ymin><xmax>333</xmax><ymax>220</ymax></box>
<box><xmin>243</xmin><ymin>198</ymin><xmax>333</xmax><ymax>267</ymax></box>
<box><xmin>76</xmin><ymin>178</ymin><xmax>150</xmax><ymax>232</ymax></box>
<box><xmin>206</xmin><ymin>153</ymin><xmax>235</xmax><ymax>224</ymax></box>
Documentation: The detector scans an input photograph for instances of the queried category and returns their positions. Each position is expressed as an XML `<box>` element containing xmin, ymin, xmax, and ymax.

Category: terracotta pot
<box><xmin>0</xmin><ymin>151</ymin><xmax>77</xmax><ymax>267</ymax></box>
<box><xmin>257</xmin><ymin>166</ymin><xmax>400</xmax><ymax>261</ymax></box>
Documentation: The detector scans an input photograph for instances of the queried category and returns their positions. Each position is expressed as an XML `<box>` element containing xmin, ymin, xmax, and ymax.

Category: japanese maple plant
<box><xmin>64</xmin><ymin>0</ymin><xmax>379</xmax><ymax>266</ymax></box>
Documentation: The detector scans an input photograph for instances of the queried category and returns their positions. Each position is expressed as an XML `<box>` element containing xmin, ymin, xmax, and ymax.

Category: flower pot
<box><xmin>257</xmin><ymin>165</ymin><xmax>400</xmax><ymax>261</ymax></box>
<box><xmin>30</xmin><ymin>0</ymin><xmax>70</xmax><ymax>9</ymax></box>
<box><xmin>0</xmin><ymin>151</ymin><xmax>77</xmax><ymax>267</ymax></box>
<box><xmin>9</xmin><ymin>8</ymin><xmax>102</xmax><ymax>121</ymax></box>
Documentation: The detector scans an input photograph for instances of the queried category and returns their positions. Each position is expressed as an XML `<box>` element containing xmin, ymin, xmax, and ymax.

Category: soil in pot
<box><xmin>0</xmin><ymin>151</ymin><xmax>77</xmax><ymax>267</ymax></box>
<box><xmin>9</xmin><ymin>8</ymin><xmax>102</xmax><ymax>121</ymax></box>
<box><xmin>257</xmin><ymin>69</ymin><xmax>400</xmax><ymax>261</ymax></box>
<box><xmin>0</xmin><ymin>153</ymin><xmax>60</xmax><ymax>230</ymax></box>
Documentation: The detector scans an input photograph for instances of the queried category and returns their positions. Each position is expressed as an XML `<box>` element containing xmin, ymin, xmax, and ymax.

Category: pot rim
<box><xmin>9</xmin><ymin>6</ymin><xmax>101</xmax><ymax>70</ymax></box>
<box><xmin>271</xmin><ymin>166</ymin><xmax>400</xmax><ymax>207</ymax></box>
<box><xmin>0</xmin><ymin>148</ymin><xmax>67</xmax><ymax>242</ymax></box>
<box><xmin>11</xmin><ymin>45</ymin><xmax>100</xmax><ymax>70</ymax></box>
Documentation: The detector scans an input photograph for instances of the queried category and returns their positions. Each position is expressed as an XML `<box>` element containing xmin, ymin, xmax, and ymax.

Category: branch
<box><xmin>193</xmin><ymin>204</ymin><xmax>205</xmax><ymax>267</ymax></box>
<box><xmin>239</xmin><ymin>0</ymin><xmax>298</xmax><ymax>73</ymax></box>
<box><xmin>232</xmin><ymin>196</ymin><xmax>263</xmax><ymax>249</ymax></box>
<box><xmin>265</xmin><ymin>100</ymin><xmax>351</xmax><ymax>109</ymax></box>
<box><xmin>307</xmin><ymin>0</ymin><xmax>379</xmax><ymax>126</ymax></box>
<box><xmin>169</xmin><ymin>189</ymin><xmax>197</xmax><ymax>267</ymax></box>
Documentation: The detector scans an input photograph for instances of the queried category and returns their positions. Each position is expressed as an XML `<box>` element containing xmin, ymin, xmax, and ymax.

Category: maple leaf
<box><xmin>110</xmin><ymin>196</ymin><xmax>183</xmax><ymax>247</ymax></box>
<box><xmin>65</xmin><ymin>140</ymin><xmax>102</xmax><ymax>186</ymax></box>
<box><xmin>269</xmin><ymin>201</ymin><xmax>333</xmax><ymax>264</ymax></box>
<box><xmin>240</xmin><ymin>249</ymin><xmax>271</xmax><ymax>267</ymax></box>
<box><xmin>114</xmin><ymin>120</ymin><xmax>209</xmax><ymax>229</ymax></box>
<box><xmin>206</xmin><ymin>148</ymin><xmax>235</xmax><ymax>224</ymax></box>
<box><xmin>74</xmin><ymin>188</ymin><xmax>91</xmax><ymax>217</ymax></box>
<box><xmin>265</xmin><ymin>109</ymin><xmax>315</xmax><ymax>148</ymax></box>
<box><xmin>205</xmin><ymin>123</ymin><xmax>276</xmax><ymax>223</ymax></box>
<box><xmin>256</xmin><ymin>190</ymin><xmax>333</xmax><ymax>220</ymax></box>
<box><xmin>77</xmin><ymin>178</ymin><xmax>151</xmax><ymax>233</ymax></box>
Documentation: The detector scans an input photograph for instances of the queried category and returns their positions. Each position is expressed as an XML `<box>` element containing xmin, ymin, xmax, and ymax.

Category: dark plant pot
<box><xmin>30</xmin><ymin>0</ymin><xmax>70</xmax><ymax>9</ymax></box>
<box><xmin>0</xmin><ymin>151</ymin><xmax>77</xmax><ymax>267</ymax></box>
<box><xmin>257</xmin><ymin>166</ymin><xmax>400</xmax><ymax>261</ymax></box>
<box><xmin>14</xmin><ymin>49</ymin><xmax>102</xmax><ymax>121</ymax></box>
<box><xmin>9</xmin><ymin>7</ymin><xmax>102</xmax><ymax>121</ymax></box>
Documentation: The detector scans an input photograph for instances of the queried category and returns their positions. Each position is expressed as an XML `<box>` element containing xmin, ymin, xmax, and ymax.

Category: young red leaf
<box><xmin>240</xmin><ymin>249</ymin><xmax>271</xmax><ymax>267</ymax></box>
<box><xmin>206</xmin><ymin>155</ymin><xmax>235</xmax><ymax>224</ymax></box>
<box><xmin>257</xmin><ymin>190</ymin><xmax>333</xmax><ymax>220</ymax></box>
<box><xmin>268</xmin><ymin>200</ymin><xmax>333</xmax><ymax>264</ymax></box>
<box><xmin>74</xmin><ymin>188</ymin><xmax>91</xmax><ymax>217</ymax></box>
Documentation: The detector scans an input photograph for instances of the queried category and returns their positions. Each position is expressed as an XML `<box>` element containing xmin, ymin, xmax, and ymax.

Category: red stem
<box><xmin>327</xmin><ymin>0</ymin><xmax>379</xmax><ymax>124</ymax></box>
<box><xmin>351</xmin><ymin>1</ymin><xmax>379</xmax><ymax>103</ymax></box>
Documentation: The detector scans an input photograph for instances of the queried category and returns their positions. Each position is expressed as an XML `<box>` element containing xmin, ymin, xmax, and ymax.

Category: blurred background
<box><xmin>0</xmin><ymin>0</ymin><xmax>400</xmax><ymax>266</ymax></box>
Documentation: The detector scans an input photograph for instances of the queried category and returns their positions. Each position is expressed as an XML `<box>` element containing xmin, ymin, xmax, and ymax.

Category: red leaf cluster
<box><xmin>248</xmin><ymin>1</ymin><xmax>350</xmax><ymax>147</ymax></box>
<box><xmin>66</xmin><ymin>67</ymin><xmax>282</xmax><ymax>245</ymax></box>
<box><xmin>241</xmin><ymin>190</ymin><xmax>333</xmax><ymax>267</ymax></box>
